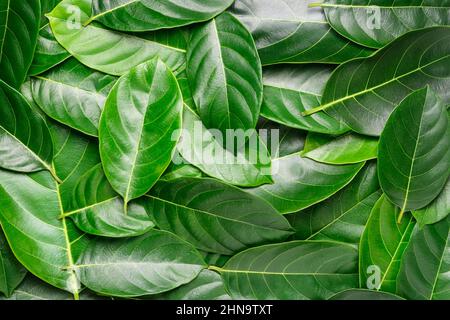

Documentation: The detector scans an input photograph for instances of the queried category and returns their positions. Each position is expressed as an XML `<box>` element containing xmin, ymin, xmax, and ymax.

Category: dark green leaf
<box><xmin>396</xmin><ymin>215</ymin><xmax>450</xmax><ymax>300</ymax></box>
<box><xmin>248</xmin><ymin>154</ymin><xmax>364</xmax><ymax>214</ymax></box>
<box><xmin>301</xmin><ymin>132</ymin><xmax>378</xmax><ymax>164</ymax></box>
<box><xmin>187</xmin><ymin>12</ymin><xmax>263</xmax><ymax>133</ymax></box>
<box><xmin>0</xmin><ymin>0</ymin><xmax>40</xmax><ymax>88</ymax></box>
<box><xmin>378</xmin><ymin>87</ymin><xmax>450</xmax><ymax>220</ymax></box>
<box><xmin>147</xmin><ymin>178</ymin><xmax>293</xmax><ymax>255</ymax></box>
<box><xmin>48</xmin><ymin>0</ymin><xmax>186</xmax><ymax>76</ymax></box>
<box><xmin>29</xmin><ymin>24</ymin><xmax>71</xmax><ymax>76</ymax></box>
<box><xmin>77</xmin><ymin>230</ymin><xmax>206</xmax><ymax>297</ymax></box>
<box><xmin>214</xmin><ymin>241</ymin><xmax>358</xmax><ymax>299</ymax></box>
<box><xmin>305</xmin><ymin>27</ymin><xmax>450</xmax><ymax>136</ymax></box>
<box><xmin>413</xmin><ymin>178</ymin><xmax>450</xmax><ymax>228</ymax></box>
<box><xmin>89</xmin><ymin>0</ymin><xmax>234</xmax><ymax>32</ymax></box>
<box><xmin>0</xmin><ymin>230</ymin><xmax>27</xmax><ymax>297</ymax></box>
<box><xmin>62</xmin><ymin>164</ymin><xmax>154</xmax><ymax>238</ymax></box>
<box><xmin>99</xmin><ymin>59</ymin><xmax>183</xmax><ymax>204</ymax></box>
<box><xmin>0</xmin><ymin>80</ymin><xmax>55</xmax><ymax>176</ymax></box>
<box><xmin>320</xmin><ymin>0</ymin><xmax>450</xmax><ymax>48</ymax></box>
<box><xmin>32</xmin><ymin>58</ymin><xmax>117</xmax><ymax>137</ymax></box>
<box><xmin>230</xmin><ymin>0</ymin><xmax>373</xmax><ymax>65</ymax></box>
<box><xmin>287</xmin><ymin>162</ymin><xmax>381</xmax><ymax>245</ymax></box>
<box><xmin>359</xmin><ymin>195</ymin><xmax>415</xmax><ymax>293</ymax></box>
<box><xmin>261</xmin><ymin>65</ymin><xmax>349</xmax><ymax>134</ymax></box>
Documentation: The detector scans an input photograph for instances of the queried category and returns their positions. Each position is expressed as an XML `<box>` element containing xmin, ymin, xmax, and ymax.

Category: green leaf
<box><xmin>0</xmin><ymin>0</ymin><xmax>40</xmax><ymax>88</ymax></box>
<box><xmin>0</xmin><ymin>275</ymin><xmax>106</xmax><ymax>300</ymax></box>
<box><xmin>176</xmin><ymin>107</ymin><xmax>272</xmax><ymax>187</ymax></box>
<box><xmin>76</xmin><ymin>230</ymin><xmax>206</xmax><ymax>298</ymax></box>
<box><xmin>99</xmin><ymin>59</ymin><xmax>183</xmax><ymax>204</ymax></box>
<box><xmin>378</xmin><ymin>87</ymin><xmax>450</xmax><ymax>221</ymax></box>
<box><xmin>301</xmin><ymin>132</ymin><xmax>378</xmax><ymax>164</ymax></box>
<box><xmin>161</xmin><ymin>163</ymin><xmax>203</xmax><ymax>181</ymax></box>
<box><xmin>329</xmin><ymin>289</ymin><xmax>404</xmax><ymax>300</ymax></box>
<box><xmin>248</xmin><ymin>154</ymin><xmax>364</xmax><ymax>214</ymax></box>
<box><xmin>413</xmin><ymin>178</ymin><xmax>450</xmax><ymax>228</ymax></box>
<box><xmin>187</xmin><ymin>12</ymin><xmax>263</xmax><ymax>134</ymax></box>
<box><xmin>48</xmin><ymin>0</ymin><xmax>186</xmax><ymax>76</ymax></box>
<box><xmin>213</xmin><ymin>241</ymin><xmax>358</xmax><ymax>299</ymax></box>
<box><xmin>396</xmin><ymin>215</ymin><xmax>450</xmax><ymax>300</ymax></box>
<box><xmin>40</xmin><ymin>0</ymin><xmax>62</xmax><ymax>26</ymax></box>
<box><xmin>230</xmin><ymin>0</ymin><xmax>373</xmax><ymax>65</ymax></box>
<box><xmin>0</xmin><ymin>230</ymin><xmax>27</xmax><ymax>297</ymax></box>
<box><xmin>0</xmin><ymin>170</ymin><xmax>84</xmax><ymax>297</ymax></box>
<box><xmin>359</xmin><ymin>195</ymin><xmax>415</xmax><ymax>293</ymax></box>
<box><xmin>32</xmin><ymin>58</ymin><xmax>117</xmax><ymax>137</ymax></box>
<box><xmin>305</xmin><ymin>27</ymin><xmax>450</xmax><ymax>136</ymax></box>
<box><xmin>261</xmin><ymin>65</ymin><xmax>349</xmax><ymax>134</ymax></box>
<box><xmin>50</xmin><ymin>122</ymin><xmax>101</xmax><ymax>209</ymax></box>
<box><xmin>62</xmin><ymin>164</ymin><xmax>155</xmax><ymax>238</ymax></box>
<box><xmin>29</xmin><ymin>24</ymin><xmax>71</xmax><ymax>76</ymax></box>
<box><xmin>89</xmin><ymin>0</ymin><xmax>234</xmax><ymax>32</ymax></box>
<box><xmin>146</xmin><ymin>177</ymin><xmax>293</xmax><ymax>255</ymax></box>
<box><xmin>0</xmin><ymin>80</ymin><xmax>55</xmax><ymax>176</ymax></box>
<box><xmin>287</xmin><ymin>162</ymin><xmax>381</xmax><ymax>245</ymax></box>
<box><xmin>150</xmin><ymin>270</ymin><xmax>230</xmax><ymax>300</ymax></box>
<box><xmin>257</xmin><ymin>119</ymin><xmax>306</xmax><ymax>159</ymax></box>
<box><xmin>201</xmin><ymin>252</ymin><xmax>230</xmax><ymax>268</ymax></box>
<box><xmin>320</xmin><ymin>0</ymin><xmax>450</xmax><ymax>49</ymax></box>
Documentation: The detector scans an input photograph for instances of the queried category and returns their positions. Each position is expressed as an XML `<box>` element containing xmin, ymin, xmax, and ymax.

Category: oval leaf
<box><xmin>146</xmin><ymin>177</ymin><xmax>293</xmax><ymax>255</ymax></box>
<box><xmin>287</xmin><ymin>162</ymin><xmax>381</xmax><ymax>245</ymax></box>
<box><xmin>321</xmin><ymin>0</ymin><xmax>450</xmax><ymax>48</ymax></box>
<box><xmin>378</xmin><ymin>87</ymin><xmax>450</xmax><ymax>220</ymax></box>
<box><xmin>413</xmin><ymin>178</ymin><xmax>450</xmax><ymax>228</ymax></box>
<box><xmin>48</xmin><ymin>0</ymin><xmax>186</xmax><ymax>76</ymax></box>
<box><xmin>302</xmin><ymin>132</ymin><xmax>378</xmax><ymax>164</ymax></box>
<box><xmin>261</xmin><ymin>65</ymin><xmax>349</xmax><ymax>134</ymax></box>
<box><xmin>359</xmin><ymin>195</ymin><xmax>416</xmax><ymax>293</ymax></box>
<box><xmin>248</xmin><ymin>154</ymin><xmax>364</xmax><ymax>214</ymax></box>
<box><xmin>230</xmin><ymin>0</ymin><xmax>373</xmax><ymax>65</ymax></box>
<box><xmin>306</xmin><ymin>27</ymin><xmax>450</xmax><ymax>136</ymax></box>
<box><xmin>187</xmin><ymin>12</ymin><xmax>263</xmax><ymax>133</ymax></box>
<box><xmin>214</xmin><ymin>241</ymin><xmax>358</xmax><ymax>299</ymax></box>
<box><xmin>0</xmin><ymin>80</ymin><xmax>54</xmax><ymax>175</ymax></box>
<box><xmin>32</xmin><ymin>58</ymin><xmax>117</xmax><ymax>137</ymax></box>
<box><xmin>396</xmin><ymin>215</ymin><xmax>450</xmax><ymax>300</ymax></box>
<box><xmin>89</xmin><ymin>0</ymin><xmax>234</xmax><ymax>32</ymax></box>
<box><xmin>62</xmin><ymin>164</ymin><xmax>155</xmax><ymax>238</ymax></box>
<box><xmin>99</xmin><ymin>59</ymin><xmax>183</xmax><ymax>203</ymax></box>
<box><xmin>77</xmin><ymin>230</ymin><xmax>206</xmax><ymax>297</ymax></box>
<box><xmin>0</xmin><ymin>0</ymin><xmax>40</xmax><ymax>88</ymax></box>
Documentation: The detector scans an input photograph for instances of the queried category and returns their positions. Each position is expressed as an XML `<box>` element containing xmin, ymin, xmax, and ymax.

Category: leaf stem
<box><xmin>301</xmin><ymin>105</ymin><xmax>329</xmax><ymax>116</ymax></box>
<box><xmin>208</xmin><ymin>265</ymin><xmax>223</xmax><ymax>273</ymax></box>
<box><xmin>308</xmin><ymin>2</ymin><xmax>324</xmax><ymax>8</ymax></box>
<box><xmin>83</xmin><ymin>17</ymin><xmax>94</xmax><ymax>27</ymax></box>
<box><xmin>73</xmin><ymin>291</ymin><xmax>80</xmax><ymax>300</ymax></box>
<box><xmin>397</xmin><ymin>209</ymin><xmax>405</xmax><ymax>224</ymax></box>
<box><xmin>49</xmin><ymin>166</ymin><xmax>63</xmax><ymax>184</ymax></box>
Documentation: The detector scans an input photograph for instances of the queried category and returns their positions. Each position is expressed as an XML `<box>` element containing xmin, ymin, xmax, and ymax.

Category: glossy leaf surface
<box><xmin>99</xmin><ymin>59</ymin><xmax>183</xmax><ymax>203</ymax></box>
<box><xmin>147</xmin><ymin>178</ymin><xmax>293</xmax><ymax>255</ymax></box>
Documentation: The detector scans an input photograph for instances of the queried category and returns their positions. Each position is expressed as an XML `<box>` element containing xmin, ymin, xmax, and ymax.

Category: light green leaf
<box><xmin>99</xmin><ymin>59</ymin><xmax>183</xmax><ymax>204</ymax></box>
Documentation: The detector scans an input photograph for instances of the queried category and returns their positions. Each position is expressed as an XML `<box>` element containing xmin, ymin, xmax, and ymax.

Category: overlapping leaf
<box><xmin>146</xmin><ymin>178</ymin><xmax>293</xmax><ymax>255</ymax></box>
<box><xmin>306</xmin><ymin>27</ymin><xmax>450</xmax><ymax>136</ymax></box>
<box><xmin>412</xmin><ymin>179</ymin><xmax>450</xmax><ymax>227</ymax></box>
<box><xmin>287</xmin><ymin>162</ymin><xmax>380</xmax><ymax>245</ymax></box>
<box><xmin>76</xmin><ymin>230</ymin><xmax>206</xmax><ymax>297</ymax></box>
<box><xmin>230</xmin><ymin>0</ymin><xmax>373</xmax><ymax>65</ymax></box>
<box><xmin>89</xmin><ymin>0</ymin><xmax>235</xmax><ymax>32</ymax></box>
<box><xmin>187</xmin><ymin>12</ymin><xmax>262</xmax><ymax>134</ymax></box>
<box><xmin>0</xmin><ymin>231</ymin><xmax>27</xmax><ymax>297</ymax></box>
<box><xmin>215</xmin><ymin>241</ymin><xmax>359</xmax><ymax>299</ymax></box>
<box><xmin>320</xmin><ymin>0</ymin><xmax>450</xmax><ymax>48</ymax></box>
<box><xmin>48</xmin><ymin>0</ymin><xmax>186</xmax><ymax>76</ymax></box>
<box><xmin>0</xmin><ymin>0</ymin><xmax>40</xmax><ymax>88</ymax></box>
<box><xmin>378</xmin><ymin>87</ymin><xmax>450</xmax><ymax>220</ymax></box>
<box><xmin>32</xmin><ymin>58</ymin><xmax>117</xmax><ymax>137</ymax></box>
<box><xmin>99</xmin><ymin>59</ymin><xmax>183</xmax><ymax>204</ymax></box>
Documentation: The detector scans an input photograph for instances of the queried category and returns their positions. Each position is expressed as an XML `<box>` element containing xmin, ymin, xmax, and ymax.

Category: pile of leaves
<box><xmin>0</xmin><ymin>0</ymin><xmax>449</xmax><ymax>300</ymax></box>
